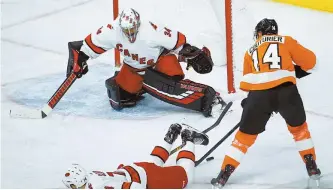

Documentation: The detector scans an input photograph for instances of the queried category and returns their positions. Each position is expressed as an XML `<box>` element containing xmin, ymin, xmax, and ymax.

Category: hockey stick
<box><xmin>169</xmin><ymin>101</ymin><xmax>233</xmax><ymax>155</ymax></box>
<box><xmin>9</xmin><ymin>72</ymin><xmax>77</xmax><ymax>119</ymax></box>
<box><xmin>195</xmin><ymin>122</ymin><xmax>240</xmax><ymax>166</ymax></box>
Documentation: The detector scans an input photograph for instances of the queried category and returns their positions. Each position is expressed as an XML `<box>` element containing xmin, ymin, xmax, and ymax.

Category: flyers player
<box><xmin>211</xmin><ymin>18</ymin><xmax>321</xmax><ymax>188</ymax></box>
<box><xmin>62</xmin><ymin>124</ymin><xmax>209</xmax><ymax>189</ymax></box>
<box><xmin>66</xmin><ymin>8</ymin><xmax>226</xmax><ymax>117</ymax></box>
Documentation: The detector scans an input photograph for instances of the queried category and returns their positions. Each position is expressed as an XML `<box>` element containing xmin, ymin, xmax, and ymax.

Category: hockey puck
<box><xmin>206</xmin><ymin>156</ymin><xmax>214</xmax><ymax>161</ymax></box>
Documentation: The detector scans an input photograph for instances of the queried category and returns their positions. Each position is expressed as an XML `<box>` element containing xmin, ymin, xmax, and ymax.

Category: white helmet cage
<box><xmin>119</xmin><ymin>8</ymin><xmax>141</xmax><ymax>43</ymax></box>
<box><xmin>62</xmin><ymin>164</ymin><xmax>88</xmax><ymax>189</ymax></box>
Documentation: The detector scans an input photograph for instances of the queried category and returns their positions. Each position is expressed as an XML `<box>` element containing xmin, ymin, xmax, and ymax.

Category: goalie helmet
<box><xmin>62</xmin><ymin>164</ymin><xmax>88</xmax><ymax>189</ymax></box>
<box><xmin>119</xmin><ymin>8</ymin><xmax>141</xmax><ymax>43</ymax></box>
<box><xmin>254</xmin><ymin>18</ymin><xmax>278</xmax><ymax>39</ymax></box>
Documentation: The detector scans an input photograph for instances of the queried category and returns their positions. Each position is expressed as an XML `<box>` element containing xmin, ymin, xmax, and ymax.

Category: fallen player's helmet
<box><xmin>119</xmin><ymin>8</ymin><xmax>141</xmax><ymax>43</ymax></box>
<box><xmin>254</xmin><ymin>18</ymin><xmax>278</xmax><ymax>39</ymax></box>
<box><xmin>62</xmin><ymin>164</ymin><xmax>88</xmax><ymax>189</ymax></box>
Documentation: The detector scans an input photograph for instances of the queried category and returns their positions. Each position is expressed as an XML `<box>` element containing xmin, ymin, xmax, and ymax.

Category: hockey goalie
<box><xmin>66</xmin><ymin>8</ymin><xmax>226</xmax><ymax>117</ymax></box>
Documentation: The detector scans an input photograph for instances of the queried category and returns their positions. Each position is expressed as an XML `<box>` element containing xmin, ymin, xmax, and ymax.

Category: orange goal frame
<box><xmin>225</xmin><ymin>0</ymin><xmax>235</xmax><ymax>93</ymax></box>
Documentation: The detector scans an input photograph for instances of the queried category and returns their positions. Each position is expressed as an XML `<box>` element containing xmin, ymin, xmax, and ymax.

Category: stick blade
<box><xmin>9</xmin><ymin>106</ymin><xmax>43</xmax><ymax>119</ymax></box>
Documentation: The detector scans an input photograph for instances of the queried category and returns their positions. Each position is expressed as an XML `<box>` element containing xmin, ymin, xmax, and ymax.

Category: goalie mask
<box><xmin>119</xmin><ymin>8</ymin><xmax>141</xmax><ymax>43</ymax></box>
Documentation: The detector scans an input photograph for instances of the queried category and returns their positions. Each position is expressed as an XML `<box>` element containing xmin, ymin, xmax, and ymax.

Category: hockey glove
<box><xmin>178</xmin><ymin>43</ymin><xmax>213</xmax><ymax>74</ymax></box>
<box><xmin>294</xmin><ymin>65</ymin><xmax>311</xmax><ymax>79</ymax></box>
<box><xmin>66</xmin><ymin>41</ymin><xmax>89</xmax><ymax>78</ymax></box>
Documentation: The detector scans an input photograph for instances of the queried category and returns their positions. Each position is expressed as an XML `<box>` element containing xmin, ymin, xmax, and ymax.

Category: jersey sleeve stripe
<box><xmin>121</xmin><ymin>182</ymin><xmax>132</xmax><ymax>189</ymax></box>
<box><xmin>176</xmin><ymin>150</ymin><xmax>195</xmax><ymax>162</ymax></box>
<box><xmin>113</xmin><ymin>171</ymin><xmax>126</xmax><ymax>176</ymax></box>
<box><xmin>123</xmin><ymin>166</ymin><xmax>141</xmax><ymax>183</ymax></box>
<box><xmin>84</xmin><ymin>34</ymin><xmax>106</xmax><ymax>54</ymax></box>
<box><xmin>106</xmin><ymin>172</ymin><xmax>114</xmax><ymax>176</ymax></box>
<box><xmin>172</xmin><ymin>32</ymin><xmax>186</xmax><ymax>50</ymax></box>
<box><xmin>150</xmin><ymin>146</ymin><xmax>169</xmax><ymax>163</ymax></box>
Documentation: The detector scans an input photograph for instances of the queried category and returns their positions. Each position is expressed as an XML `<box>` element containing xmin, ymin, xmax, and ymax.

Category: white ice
<box><xmin>1</xmin><ymin>0</ymin><xmax>333</xmax><ymax>188</ymax></box>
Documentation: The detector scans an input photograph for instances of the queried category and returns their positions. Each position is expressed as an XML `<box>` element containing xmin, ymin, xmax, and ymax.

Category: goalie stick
<box><xmin>195</xmin><ymin>121</ymin><xmax>240</xmax><ymax>166</ymax></box>
<box><xmin>9</xmin><ymin>72</ymin><xmax>77</xmax><ymax>119</ymax></box>
<box><xmin>170</xmin><ymin>101</ymin><xmax>233</xmax><ymax>155</ymax></box>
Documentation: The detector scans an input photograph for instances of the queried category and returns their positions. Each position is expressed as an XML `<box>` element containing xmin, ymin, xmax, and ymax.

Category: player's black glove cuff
<box><xmin>294</xmin><ymin>65</ymin><xmax>311</xmax><ymax>79</ymax></box>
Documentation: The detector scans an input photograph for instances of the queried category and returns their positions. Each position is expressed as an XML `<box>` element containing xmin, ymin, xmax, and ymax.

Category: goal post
<box><xmin>225</xmin><ymin>0</ymin><xmax>236</xmax><ymax>93</ymax></box>
<box><xmin>208</xmin><ymin>0</ymin><xmax>235</xmax><ymax>93</ymax></box>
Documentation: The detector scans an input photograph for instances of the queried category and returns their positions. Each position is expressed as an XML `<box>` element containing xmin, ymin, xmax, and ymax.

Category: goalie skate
<box><xmin>209</xmin><ymin>94</ymin><xmax>230</xmax><ymax>118</ymax></box>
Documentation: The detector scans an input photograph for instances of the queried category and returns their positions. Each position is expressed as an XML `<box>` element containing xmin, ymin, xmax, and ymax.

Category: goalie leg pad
<box><xmin>143</xmin><ymin>68</ymin><xmax>217</xmax><ymax>114</ymax></box>
<box><xmin>201</xmin><ymin>86</ymin><xmax>217</xmax><ymax>117</ymax></box>
<box><xmin>105</xmin><ymin>77</ymin><xmax>123</xmax><ymax>110</ymax></box>
<box><xmin>105</xmin><ymin>76</ymin><xmax>145</xmax><ymax>110</ymax></box>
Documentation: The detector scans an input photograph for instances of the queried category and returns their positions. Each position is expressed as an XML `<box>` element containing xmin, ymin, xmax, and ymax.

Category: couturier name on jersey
<box><xmin>248</xmin><ymin>36</ymin><xmax>285</xmax><ymax>54</ymax></box>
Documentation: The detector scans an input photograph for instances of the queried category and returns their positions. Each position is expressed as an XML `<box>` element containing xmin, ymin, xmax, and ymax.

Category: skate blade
<box><xmin>181</xmin><ymin>123</ymin><xmax>201</xmax><ymax>132</ymax></box>
<box><xmin>307</xmin><ymin>175</ymin><xmax>321</xmax><ymax>189</ymax></box>
<box><xmin>211</xmin><ymin>184</ymin><xmax>223</xmax><ymax>189</ymax></box>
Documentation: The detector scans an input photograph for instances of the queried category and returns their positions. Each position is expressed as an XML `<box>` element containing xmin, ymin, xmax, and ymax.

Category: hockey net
<box><xmin>112</xmin><ymin>0</ymin><xmax>257</xmax><ymax>93</ymax></box>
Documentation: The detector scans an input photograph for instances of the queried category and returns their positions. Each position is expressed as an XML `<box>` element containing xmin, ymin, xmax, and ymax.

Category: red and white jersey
<box><xmin>84</xmin><ymin>170</ymin><xmax>126</xmax><ymax>189</ymax></box>
<box><xmin>80</xmin><ymin>18</ymin><xmax>186</xmax><ymax>70</ymax></box>
<box><xmin>84</xmin><ymin>164</ymin><xmax>147</xmax><ymax>189</ymax></box>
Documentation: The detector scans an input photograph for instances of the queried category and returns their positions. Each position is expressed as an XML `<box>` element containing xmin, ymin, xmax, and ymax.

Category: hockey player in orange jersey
<box><xmin>211</xmin><ymin>18</ymin><xmax>321</xmax><ymax>188</ymax></box>
<box><xmin>62</xmin><ymin>124</ymin><xmax>209</xmax><ymax>189</ymax></box>
<box><xmin>66</xmin><ymin>8</ymin><xmax>226</xmax><ymax>117</ymax></box>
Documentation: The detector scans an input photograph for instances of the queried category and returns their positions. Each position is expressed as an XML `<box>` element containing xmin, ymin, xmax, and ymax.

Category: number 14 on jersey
<box><xmin>252</xmin><ymin>44</ymin><xmax>281</xmax><ymax>71</ymax></box>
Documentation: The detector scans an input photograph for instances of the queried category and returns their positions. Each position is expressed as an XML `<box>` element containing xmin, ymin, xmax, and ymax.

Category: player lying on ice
<box><xmin>211</xmin><ymin>18</ymin><xmax>321</xmax><ymax>188</ymax></box>
<box><xmin>66</xmin><ymin>8</ymin><xmax>226</xmax><ymax>117</ymax></box>
<box><xmin>62</xmin><ymin>124</ymin><xmax>209</xmax><ymax>189</ymax></box>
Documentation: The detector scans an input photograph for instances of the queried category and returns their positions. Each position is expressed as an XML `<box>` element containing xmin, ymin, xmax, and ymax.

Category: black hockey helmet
<box><xmin>254</xmin><ymin>18</ymin><xmax>278</xmax><ymax>39</ymax></box>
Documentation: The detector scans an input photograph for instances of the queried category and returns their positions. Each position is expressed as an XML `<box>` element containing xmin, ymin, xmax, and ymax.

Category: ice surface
<box><xmin>1</xmin><ymin>0</ymin><xmax>333</xmax><ymax>188</ymax></box>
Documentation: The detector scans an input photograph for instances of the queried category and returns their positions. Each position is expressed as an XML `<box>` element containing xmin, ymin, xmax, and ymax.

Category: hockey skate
<box><xmin>211</xmin><ymin>164</ymin><xmax>235</xmax><ymax>189</ymax></box>
<box><xmin>304</xmin><ymin>154</ymin><xmax>321</xmax><ymax>188</ymax></box>
<box><xmin>181</xmin><ymin>126</ymin><xmax>209</xmax><ymax>146</ymax></box>
<box><xmin>164</xmin><ymin>123</ymin><xmax>182</xmax><ymax>144</ymax></box>
<box><xmin>203</xmin><ymin>93</ymin><xmax>228</xmax><ymax>118</ymax></box>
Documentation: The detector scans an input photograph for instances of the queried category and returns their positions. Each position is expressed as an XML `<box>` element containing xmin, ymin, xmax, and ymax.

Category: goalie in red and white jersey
<box><xmin>62</xmin><ymin>124</ymin><xmax>209</xmax><ymax>189</ymax></box>
<box><xmin>66</xmin><ymin>8</ymin><xmax>226</xmax><ymax>117</ymax></box>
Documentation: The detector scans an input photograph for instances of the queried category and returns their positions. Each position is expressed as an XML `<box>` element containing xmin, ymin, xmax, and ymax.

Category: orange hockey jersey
<box><xmin>240</xmin><ymin>35</ymin><xmax>316</xmax><ymax>91</ymax></box>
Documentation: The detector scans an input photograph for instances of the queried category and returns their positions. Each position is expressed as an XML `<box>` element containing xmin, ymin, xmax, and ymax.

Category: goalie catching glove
<box><xmin>66</xmin><ymin>41</ymin><xmax>89</xmax><ymax>78</ymax></box>
<box><xmin>178</xmin><ymin>43</ymin><xmax>213</xmax><ymax>74</ymax></box>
